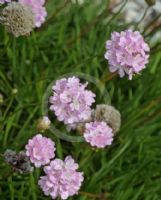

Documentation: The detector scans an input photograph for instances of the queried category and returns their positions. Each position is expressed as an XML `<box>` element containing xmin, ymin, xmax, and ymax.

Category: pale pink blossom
<box><xmin>25</xmin><ymin>134</ymin><xmax>56</xmax><ymax>167</ymax></box>
<box><xmin>105</xmin><ymin>30</ymin><xmax>150</xmax><ymax>79</ymax></box>
<box><xmin>84</xmin><ymin>121</ymin><xmax>114</xmax><ymax>148</ymax></box>
<box><xmin>39</xmin><ymin>156</ymin><xmax>84</xmax><ymax>199</ymax></box>
<box><xmin>50</xmin><ymin>77</ymin><xmax>96</xmax><ymax>125</ymax></box>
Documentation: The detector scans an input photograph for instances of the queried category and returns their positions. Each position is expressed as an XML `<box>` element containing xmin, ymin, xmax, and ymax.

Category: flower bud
<box><xmin>12</xmin><ymin>88</ymin><xmax>18</xmax><ymax>95</ymax></box>
<box><xmin>36</xmin><ymin>116</ymin><xmax>51</xmax><ymax>132</ymax></box>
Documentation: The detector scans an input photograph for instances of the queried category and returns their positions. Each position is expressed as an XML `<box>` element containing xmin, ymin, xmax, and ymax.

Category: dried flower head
<box><xmin>39</xmin><ymin>156</ymin><xmax>84</xmax><ymax>200</ymax></box>
<box><xmin>37</xmin><ymin>116</ymin><xmax>51</xmax><ymax>132</ymax></box>
<box><xmin>105</xmin><ymin>30</ymin><xmax>150</xmax><ymax>79</ymax></box>
<box><xmin>84</xmin><ymin>121</ymin><xmax>114</xmax><ymax>148</ymax></box>
<box><xmin>50</xmin><ymin>77</ymin><xmax>96</xmax><ymax>125</ymax></box>
<box><xmin>4</xmin><ymin>149</ymin><xmax>33</xmax><ymax>173</ymax></box>
<box><xmin>16</xmin><ymin>151</ymin><xmax>33</xmax><ymax>173</ymax></box>
<box><xmin>92</xmin><ymin>104</ymin><xmax>121</xmax><ymax>133</ymax></box>
<box><xmin>0</xmin><ymin>2</ymin><xmax>35</xmax><ymax>37</ymax></box>
<box><xmin>4</xmin><ymin>149</ymin><xmax>18</xmax><ymax>165</ymax></box>
<box><xmin>25</xmin><ymin>134</ymin><xmax>56</xmax><ymax>168</ymax></box>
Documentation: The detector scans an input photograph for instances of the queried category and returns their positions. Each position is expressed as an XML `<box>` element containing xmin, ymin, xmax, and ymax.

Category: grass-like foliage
<box><xmin>1</xmin><ymin>0</ymin><xmax>161</xmax><ymax>199</ymax></box>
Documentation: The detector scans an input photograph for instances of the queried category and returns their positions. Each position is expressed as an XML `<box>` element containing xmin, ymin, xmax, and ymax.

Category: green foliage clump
<box><xmin>0</xmin><ymin>0</ymin><xmax>161</xmax><ymax>199</ymax></box>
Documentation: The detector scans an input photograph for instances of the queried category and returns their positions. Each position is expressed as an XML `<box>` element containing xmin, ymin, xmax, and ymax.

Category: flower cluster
<box><xmin>0</xmin><ymin>0</ymin><xmax>152</xmax><ymax>196</ymax></box>
<box><xmin>82</xmin><ymin>104</ymin><xmax>121</xmax><ymax>148</ymax></box>
<box><xmin>104</xmin><ymin>30</ymin><xmax>150</xmax><ymax>79</ymax></box>
<box><xmin>84</xmin><ymin>121</ymin><xmax>114</xmax><ymax>148</ymax></box>
<box><xmin>25</xmin><ymin>134</ymin><xmax>56</xmax><ymax>167</ymax></box>
<box><xmin>19</xmin><ymin>0</ymin><xmax>47</xmax><ymax>27</ymax></box>
<box><xmin>24</xmin><ymin>134</ymin><xmax>84</xmax><ymax>199</ymax></box>
<box><xmin>50</xmin><ymin>77</ymin><xmax>96</xmax><ymax>125</ymax></box>
<box><xmin>49</xmin><ymin>76</ymin><xmax>121</xmax><ymax>149</ymax></box>
<box><xmin>39</xmin><ymin>156</ymin><xmax>84</xmax><ymax>200</ymax></box>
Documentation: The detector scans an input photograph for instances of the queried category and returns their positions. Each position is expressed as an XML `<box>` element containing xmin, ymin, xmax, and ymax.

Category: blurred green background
<box><xmin>1</xmin><ymin>0</ymin><xmax>161</xmax><ymax>199</ymax></box>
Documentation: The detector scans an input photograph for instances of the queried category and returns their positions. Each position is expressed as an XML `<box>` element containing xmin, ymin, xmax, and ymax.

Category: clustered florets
<box><xmin>25</xmin><ymin>134</ymin><xmax>56</xmax><ymax>167</ymax></box>
<box><xmin>39</xmin><ymin>156</ymin><xmax>84</xmax><ymax>200</ymax></box>
<box><xmin>50</xmin><ymin>77</ymin><xmax>121</xmax><ymax>149</ymax></box>
<box><xmin>0</xmin><ymin>10</ymin><xmax>150</xmax><ymax>198</ymax></box>
<box><xmin>23</xmin><ymin>134</ymin><xmax>84</xmax><ymax>199</ymax></box>
<box><xmin>105</xmin><ymin>30</ymin><xmax>150</xmax><ymax>79</ymax></box>
<box><xmin>50</xmin><ymin>77</ymin><xmax>96</xmax><ymax>125</ymax></box>
<box><xmin>83</xmin><ymin>104</ymin><xmax>121</xmax><ymax>148</ymax></box>
<box><xmin>84</xmin><ymin>121</ymin><xmax>114</xmax><ymax>148</ymax></box>
<box><xmin>3</xmin><ymin>73</ymin><xmax>123</xmax><ymax>198</ymax></box>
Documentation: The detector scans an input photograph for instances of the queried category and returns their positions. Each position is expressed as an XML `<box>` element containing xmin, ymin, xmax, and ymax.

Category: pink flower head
<box><xmin>0</xmin><ymin>0</ymin><xmax>10</xmax><ymax>4</ymax></box>
<box><xmin>104</xmin><ymin>30</ymin><xmax>150</xmax><ymax>80</ymax></box>
<box><xmin>25</xmin><ymin>134</ymin><xmax>56</xmax><ymax>168</ymax></box>
<box><xmin>50</xmin><ymin>77</ymin><xmax>96</xmax><ymax>125</ymax></box>
<box><xmin>38</xmin><ymin>156</ymin><xmax>84</xmax><ymax>200</ymax></box>
<box><xmin>18</xmin><ymin>0</ymin><xmax>47</xmax><ymax>27</ymax></box>
<box><xmin>84</xmin><ymin>121</ymin><xmax>114</xmax><ymax>148</ymax></box>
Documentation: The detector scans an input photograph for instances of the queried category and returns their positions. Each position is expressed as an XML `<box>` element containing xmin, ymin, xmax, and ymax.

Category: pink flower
<box><xmin>0</xmin><ymin>0</ymin><xmax>10</xmax><ymax>4</ymax></box>
<box><xmin>84</xmin><ymin>121</ymin><xmax>114</xmax><ymax>148</ymax></box>
<box><xmin>18</xmin><ymin>0</ymin><xmax>47</xmax><ymax>27</ymax></box>
<box><xmin>104</xmin><ymin>30</ymin><xmax>150</xmax><ymax>80</ymax></box>
<box><xmin>50</xmin><ymin>77</ymin><xmax>96</xmax><ymax>125</ymax></box>
<box><xmin>38</xmin><ymin>156</ymin><xmax>84</xmax><ymax>200</ymax></box>
<box><xmin>25</xmin><ymin>134</ymin><xmax>56</xmax><ymax>168</ymax></box>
